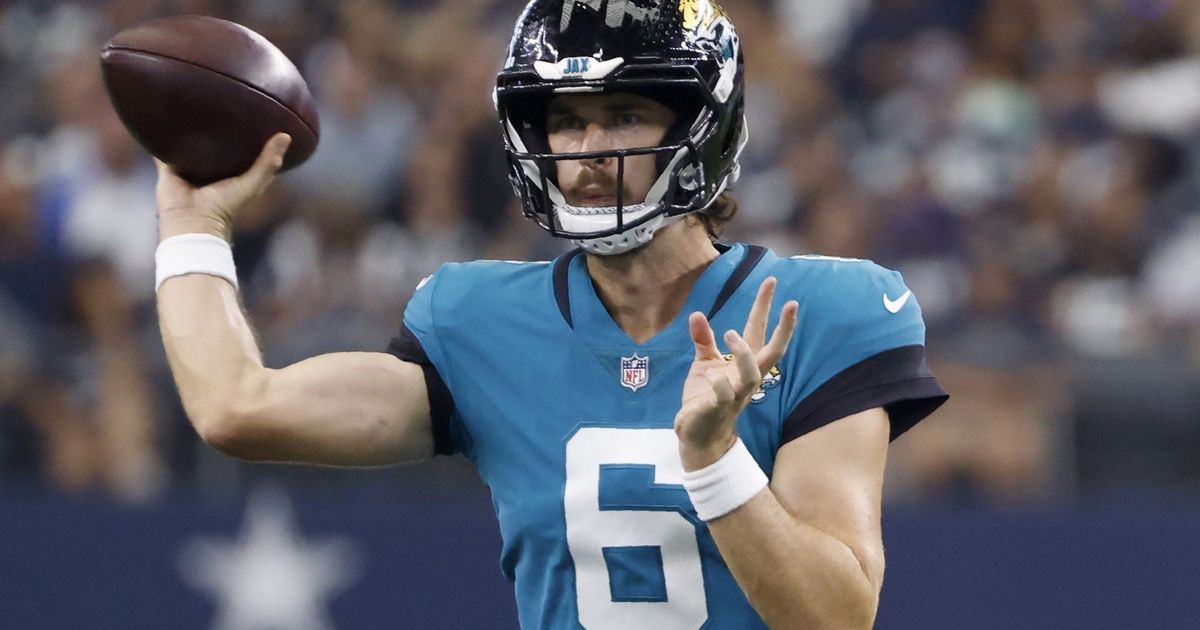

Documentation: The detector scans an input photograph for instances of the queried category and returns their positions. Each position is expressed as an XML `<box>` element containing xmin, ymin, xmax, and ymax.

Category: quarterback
<box><xmin>153</xmin><ymin>0</ymin><xmax>947</xmax><ymax>628</ymax></box>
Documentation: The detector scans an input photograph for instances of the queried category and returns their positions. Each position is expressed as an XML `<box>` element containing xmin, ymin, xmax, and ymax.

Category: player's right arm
<box><xmin>155</xmin><ymin>133</ymin><xmax>434</xmax><ymax>466</ymax></box>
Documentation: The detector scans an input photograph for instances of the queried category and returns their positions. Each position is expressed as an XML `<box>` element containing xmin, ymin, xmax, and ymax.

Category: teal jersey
<box><xmin>389</xmin><ymin>243</ymin><xmax>946</xmax><ymax>629</ymax></box>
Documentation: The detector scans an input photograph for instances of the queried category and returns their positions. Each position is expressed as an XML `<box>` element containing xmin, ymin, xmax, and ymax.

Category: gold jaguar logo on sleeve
<box><xmin>722</xmin><ymin>354</ymin><xmax>783</xmax><ymax>403</ymax></box>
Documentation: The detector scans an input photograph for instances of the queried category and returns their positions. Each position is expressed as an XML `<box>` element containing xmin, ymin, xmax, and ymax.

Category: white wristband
<box><xmin>155</xmin><ymin>233</ymin><xmax>238</xmax><ymax>292</ymax></box>
<box><xmin>682</xmin><ymin>438</ymin><xmax>769</xmax><ymax>522</ymax></box>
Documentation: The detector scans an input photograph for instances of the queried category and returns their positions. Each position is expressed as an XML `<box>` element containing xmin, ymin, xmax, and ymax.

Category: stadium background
<box><xmin>1</xmin><ymin>0</ymin><xmax>1199</xmax><ymax>627</ymax></box>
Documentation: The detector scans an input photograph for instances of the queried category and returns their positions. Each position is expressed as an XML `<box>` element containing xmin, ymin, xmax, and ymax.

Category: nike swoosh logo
<box><xmin>883</xmin><ymin>290</ymin><xmax>913</xmax><ymax>314</ymax></box>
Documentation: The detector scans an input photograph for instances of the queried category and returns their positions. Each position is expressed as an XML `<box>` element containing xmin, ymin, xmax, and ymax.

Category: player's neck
<box><xmin>584</xmin><ymin>219</ymin><xmax>720</xmax><ymax>344</ymax></box>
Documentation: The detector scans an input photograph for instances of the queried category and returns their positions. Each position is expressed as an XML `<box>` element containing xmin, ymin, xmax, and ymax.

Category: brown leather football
<box><xmin>100</xmin><ymin>15</ymin><xmax>319</xmax><ymax>186</ymax></box>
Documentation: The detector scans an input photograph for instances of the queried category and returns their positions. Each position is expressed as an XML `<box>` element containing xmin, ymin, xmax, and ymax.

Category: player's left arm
<box><xmin>703</xmin><ymin>408</ymin><xmax>889</xmax><ymax>630</ymax></box>
<box><xmin>677</xmin><ymin>276</ymin><xmax>898</xmax><ymax>629</ymax></box>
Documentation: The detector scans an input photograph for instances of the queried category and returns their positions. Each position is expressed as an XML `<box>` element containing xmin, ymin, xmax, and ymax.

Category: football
<box><xmin>100</xmin><ymin>15</ymin><xmax>319</xmax><ymax>186</ymax></box>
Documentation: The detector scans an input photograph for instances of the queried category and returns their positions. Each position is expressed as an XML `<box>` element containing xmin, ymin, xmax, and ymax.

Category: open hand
<box><xmin>675</xmin><ymin>277</ymin><xmax>799</xmax><ymax>471</ymax></box>
<box><xmin>155</xmin><ymin>132</ymin><xmax>291</xmax><ymax>241</ymax></box>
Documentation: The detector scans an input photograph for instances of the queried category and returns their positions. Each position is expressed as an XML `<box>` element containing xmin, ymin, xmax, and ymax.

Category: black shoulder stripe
<box><xmin>386</xmin><ymin>325</ymin><xmax>457</xmax><ymax>456</ymax></box>
<box><xmin>707</xmin><ymin>245</ymin><xmax>767</xmax><ymax>319</ymax></box>
<box><xmin>782</xmin><ymin>345</ymin><xmax>948</xmax><ymax>444</ymax></box>
<box><xmin>552</xmin><ymin>248</ymin><xmax>583</xmax><ymax>329</ymax></box>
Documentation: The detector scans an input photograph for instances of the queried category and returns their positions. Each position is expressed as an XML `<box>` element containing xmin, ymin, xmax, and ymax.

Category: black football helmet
<box><xmin>495</xmin><ymin>0</ymin><xmax>747</xmax><ymax>254</ymax></box>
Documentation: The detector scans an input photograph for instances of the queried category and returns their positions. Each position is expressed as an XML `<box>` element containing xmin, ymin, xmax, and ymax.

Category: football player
<box><xmin>153</xmin><ymin>1</ymin><xmax>947</xmax><ymax>627</ymax></box>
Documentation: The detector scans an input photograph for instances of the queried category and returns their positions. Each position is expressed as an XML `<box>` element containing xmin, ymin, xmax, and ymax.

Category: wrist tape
<box><xmin>682</xmin><ymin>438</ymin><xmax>769</xmax><ymax>522</ymax></box>
<box><xmin>155</xmin><ymin>233</ymin><xmax>238</xmax><ymax>292</ymax></box>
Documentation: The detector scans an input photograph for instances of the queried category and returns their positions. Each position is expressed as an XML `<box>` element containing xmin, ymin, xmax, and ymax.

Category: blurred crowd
<box><xmin>1</xmin><ymin>0</ymin><xmax>1198</xmax><ymax>506</ymax></box>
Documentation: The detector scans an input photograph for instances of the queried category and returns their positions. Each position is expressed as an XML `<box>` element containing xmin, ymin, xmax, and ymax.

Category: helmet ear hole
<box><xmin>679</xmin><ymin>164</ymin><xmax>701</xmax><ymax>191</ymax></box>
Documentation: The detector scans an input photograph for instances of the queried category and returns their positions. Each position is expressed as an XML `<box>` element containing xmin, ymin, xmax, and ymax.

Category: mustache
<box><xmin>563</xmin><ymin>172</ymin><xmax>631</xmax><ymax>201</ymax></box>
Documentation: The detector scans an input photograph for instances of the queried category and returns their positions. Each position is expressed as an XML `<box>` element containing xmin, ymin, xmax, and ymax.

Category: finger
<box><xmin>257</xmin><ymin>132</ymin><xmax>292</xmax><ymax>175</ymax></box>
<box><xmin>153</xmin><ymin>158</ymin><xmax>195</xmax><ymax>202</ymax></box>
<box><xmin>240</xmin><ymin>133</ymin><xmax>292</xmax><ymax>192</ymax></box>
<box><xmin>742</xmin><ymin>277</ymin><xmax>776</xmax><ymax>350</ymax></box>
<box><xmin>758</xmin><ymin>300</ymin><xmax>799</xmax><ymax>375</ymax></box>
<box><xmin>704</xmin><ymin>368</ymin><xmax>737</xmax><ymax>406</ymax></box>
<box><xmin>154</xmin><ymin>158</ymin><xmax>182</xmax><ymax>182</ymax></box>
<box><xmin>725</xmin><ymin>329</ymin><xmax>761</xmax><ymax>399</ymax></box>
<box><xmin>689</xmin><ymin>311</ymin><xmax>723</xmax><ymax>361</ymax></box>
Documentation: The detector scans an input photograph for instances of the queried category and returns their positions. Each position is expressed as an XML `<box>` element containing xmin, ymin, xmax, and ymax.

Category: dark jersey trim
<box><xmin>707</xmin><ymin>245</ymin><xmax>767</xmax><ymax>320</ymax></box>
<box><xmin>550</xmin><ymin>244</ymin><xmax>764</xmax><ymax>328</ymax></box>
<box><xmin>386</xmin><ymin>324</ymin><xmax>457</xmax><ymax>456</ymax></box>
<box><xmin>782</xmin><ymin>345</ymin><xmax>948</xmax><ymax>444</ymax></box>
<box><xmin>552</xmin><ymin>248</ymin><xmax>584</xmax><ymax>329</ymax></box>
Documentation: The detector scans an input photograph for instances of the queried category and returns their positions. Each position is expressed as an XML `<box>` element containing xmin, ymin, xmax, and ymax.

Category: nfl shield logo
<box><xmin>620</xmin><ymin>354</ymin><xmax>649</xmax><ymax>392</ymax></box>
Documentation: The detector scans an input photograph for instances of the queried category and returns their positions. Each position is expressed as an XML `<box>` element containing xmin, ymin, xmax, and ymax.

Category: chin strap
<box><xmin>572</xmin><ymin>211</ymin><xmax>685</xmax><ymax>256</ymax></box>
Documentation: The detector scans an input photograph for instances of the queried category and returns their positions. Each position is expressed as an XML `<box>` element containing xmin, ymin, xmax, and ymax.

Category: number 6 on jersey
<box><xmin>564</xmin><ymin>427</ymin><xmax>708</xmax><ymax>629</ymax></box>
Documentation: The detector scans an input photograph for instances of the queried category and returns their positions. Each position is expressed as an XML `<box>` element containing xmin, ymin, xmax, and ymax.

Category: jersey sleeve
<box><xmin>780</xmin><ymin>260</ymin><xmax>947</xmax><ymax>444</ymax></box>
<box><xmin>385</xmin><ymin>267</ymin><xmax>464</xmax><ymax>456</ymax></box>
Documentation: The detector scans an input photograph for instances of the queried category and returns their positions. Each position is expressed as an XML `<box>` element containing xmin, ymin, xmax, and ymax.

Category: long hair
<box><xmin>694</xmin><ymin>193</ymin><xmax>738</xmax><ymax>239</ymax></box>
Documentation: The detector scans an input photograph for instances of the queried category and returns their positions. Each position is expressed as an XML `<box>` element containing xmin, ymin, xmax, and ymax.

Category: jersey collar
<box><xmin>551</xmin><ymin>242</ymin><xmax>767</xmax><ymax>348</ymax></box>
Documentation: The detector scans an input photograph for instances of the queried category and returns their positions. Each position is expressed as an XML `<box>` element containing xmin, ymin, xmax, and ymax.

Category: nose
<box><xmin>579</xmin><ymin>123</ymin><xmax>613</xmax><ymax>166</ymax></box>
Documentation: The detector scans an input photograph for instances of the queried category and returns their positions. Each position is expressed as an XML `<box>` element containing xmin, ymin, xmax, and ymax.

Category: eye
<box><xmin>549</xmin><ymin>115</ymin><xmax>585</xmax><ymax>132</ymax></box>
<box><xmin>614</xmin><ymin>112</ymin><xmax>640</xmax><ymax>127</ymax></box>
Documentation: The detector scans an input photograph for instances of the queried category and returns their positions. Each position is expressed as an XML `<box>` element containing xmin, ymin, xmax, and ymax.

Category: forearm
<box><xmin>156</xmin><ymin>272</ymin><xmax>265</xmax><ymax>435</ymax></box>
<box><xmin>707</xmin><ymin>488</ymin><xmax>881</xmax><ymax>630</ymax></box>
<box><xmin>157</xmin><ymin>272</ymin><xmax>434</xmax><ymax>465</ymax></box>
